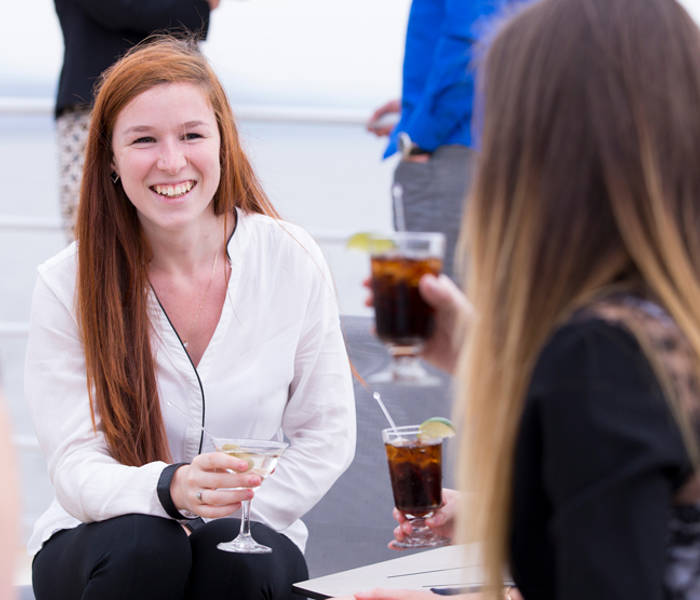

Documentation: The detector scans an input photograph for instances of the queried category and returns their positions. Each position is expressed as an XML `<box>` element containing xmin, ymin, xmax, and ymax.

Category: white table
<box><xmin>293</xmin><ymin>544</ymin><xmax>488</xmax><ymax>599</ymax></box>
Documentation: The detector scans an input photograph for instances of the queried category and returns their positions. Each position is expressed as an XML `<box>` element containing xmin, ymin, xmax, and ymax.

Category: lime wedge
<box><xmin>419</xmin><ymin>417</ymin><xmax>456</xmax><ymax>441</ymax></box>
<box><xmin>346</xmin><ymin>232</ymin><xmax>395</xmax><ymax>253</ymax></box>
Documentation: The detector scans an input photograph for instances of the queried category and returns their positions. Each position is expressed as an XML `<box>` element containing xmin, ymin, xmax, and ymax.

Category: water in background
<box><xmin>0</xmin><ymin>111</ymin><xmax>396</xmax><ymax>542</ymax></box>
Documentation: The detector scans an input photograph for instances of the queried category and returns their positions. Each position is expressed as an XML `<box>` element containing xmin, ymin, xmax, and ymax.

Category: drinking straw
<box><xmin>392</xmin><ymin>183</ymin><xmax>406</xmax><ymax>232</ymax></box>
<box><xmin>373</xmin><ymin>391</ymin><xmax>398</xmax><ymax>432</ymax></box>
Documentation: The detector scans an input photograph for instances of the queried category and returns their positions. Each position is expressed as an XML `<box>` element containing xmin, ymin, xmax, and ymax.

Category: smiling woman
<box><xmin>24</xmin><ymin>36</ymin><xmax>356</xmax><ymax>600</ymax></box>
<box><xmin>109</xmin><ymin>81</ymin><xmax>226</xmax><ymax>365</ymax></box>
<box><xmin>111</xmin><ymin>83</ymin><xmax>222</xmax><ymax>240</ymax></box>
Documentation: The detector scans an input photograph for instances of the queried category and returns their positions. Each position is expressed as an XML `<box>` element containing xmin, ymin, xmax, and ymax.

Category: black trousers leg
<box><xmin>186</xmin><ymin>518</ymin><xmax>308</xmax><ymax>600</ymax></box>
<box><xmin>32</xmin><ymin>514</ymin><xmax>192</xmax><ymax>600</ymax></box>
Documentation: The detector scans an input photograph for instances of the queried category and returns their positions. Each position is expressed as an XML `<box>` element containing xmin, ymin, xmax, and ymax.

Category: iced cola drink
<box><xmin>382</xmin><ymin>425</ymin><xmax>449</xmax><ymax>548</ymax></box>
<box><xmin>385</xmin><ymin>435</ymin><xmax>442</xmax><ymax>516</ymax></box>
<box><xmin>367</xmin><ymin>232</ymin><xmax>445</xmax><ymax>384</ymax></box>
<box><xmin>371</xmin><ymin>255</ymin><xmax>442</xmax><ymax>347</ymax></box>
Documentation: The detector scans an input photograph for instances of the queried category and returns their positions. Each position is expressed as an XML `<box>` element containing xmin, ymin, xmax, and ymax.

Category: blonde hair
<box><xmin>456</xmin><ymin>0</ymin><xmax>700</xmax><ymax>595</ymax></box>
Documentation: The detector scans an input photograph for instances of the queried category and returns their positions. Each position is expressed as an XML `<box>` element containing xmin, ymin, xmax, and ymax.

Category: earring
<box><xmin>111</xmin><ymin>172</ymin><xmax>120</xmax><ymax>184</ymax></box>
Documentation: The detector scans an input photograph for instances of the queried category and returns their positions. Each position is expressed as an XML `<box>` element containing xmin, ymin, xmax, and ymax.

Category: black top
<box><xmin>53</xmin><ymin>0</ymin><xmax>211</xmax><ymax>117</ymax></box>
<box><xmin>510</xmin><ymin>318</ymin><xmax>693</xmax><ymax>599</ymax></box>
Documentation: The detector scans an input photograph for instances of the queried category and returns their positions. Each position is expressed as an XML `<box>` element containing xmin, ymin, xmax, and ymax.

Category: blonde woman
<box><xmin>358</xmin><ymin>0</ymin><xmax>700</xmax><ymax>598</ymax></box>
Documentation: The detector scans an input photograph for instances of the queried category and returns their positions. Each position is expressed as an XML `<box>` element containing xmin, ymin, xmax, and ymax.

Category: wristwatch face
<box><xmin>398</xmin><ymin>132</ymin><xmax>413</xmax><ymax>158</ymax></box>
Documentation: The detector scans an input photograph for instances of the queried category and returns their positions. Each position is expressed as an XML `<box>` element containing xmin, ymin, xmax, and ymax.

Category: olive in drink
<box><xmin>220</xmin><ymin>444</ymin><xmax>281</xmax><ymax>479</ymax></box>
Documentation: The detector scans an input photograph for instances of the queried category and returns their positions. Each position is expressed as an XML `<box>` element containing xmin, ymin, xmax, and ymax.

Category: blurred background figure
<box><xmin>367</xmin><ymin>0</ymin><xmax>517</xmax><ymax>280</ymax></box>
<box><xmin>0</xmin><ymin>387</ymin><xmax>19</xmax><ymax>600</ymax></box>
<box><xmin>53</xmin><ymin>0</ymin><xmax>219</xmax><ymax>241</ymax></box>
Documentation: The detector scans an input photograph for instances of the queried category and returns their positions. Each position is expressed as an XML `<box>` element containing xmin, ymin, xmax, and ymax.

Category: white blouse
<box><xmin>25</xmin><ymin>208</ymin><xmax>356</xmax><ymax>556</ymax></box>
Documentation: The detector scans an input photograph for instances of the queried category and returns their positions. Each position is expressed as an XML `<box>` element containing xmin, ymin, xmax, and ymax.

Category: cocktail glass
<box><xmin>382</xmin><ymin>425</ymin><xmax>449</xmax><ymax>549</ymax></box>
<box><xmin>212</xmin><ymin>437</ymin><xmax>288</xmax><ymax>554</ymax></box>
<box><xmin>368</xmin><ymin>231</ymin><xmax>445</xmax><ymax>385</ymax></box>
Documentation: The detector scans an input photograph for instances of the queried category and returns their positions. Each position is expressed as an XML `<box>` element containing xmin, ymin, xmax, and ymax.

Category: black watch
<box><xmin>398</xmin><ymin>132</ymin><xmax>431</xmax><ymax>159</ymax></box>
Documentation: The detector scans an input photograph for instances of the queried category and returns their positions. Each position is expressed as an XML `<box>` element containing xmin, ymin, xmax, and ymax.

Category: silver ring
<box><xmin>196</xmin><ymin>490</ymin><xmax>203</xmax><ymax>503</ymax></box>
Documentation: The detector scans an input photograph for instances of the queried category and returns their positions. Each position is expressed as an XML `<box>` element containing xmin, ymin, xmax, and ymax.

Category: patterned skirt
<box><xmin>56</xmin><ymin>107</ymin><xmax>91</xmax><ymax>241</ymax></box>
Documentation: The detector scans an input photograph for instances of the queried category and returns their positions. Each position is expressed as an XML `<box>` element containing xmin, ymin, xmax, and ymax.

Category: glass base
<box><xmin>217</xmin><ymin>533</ymin><xmax>272</xmax><ymax>554</ymax></box>
<box><xmin>389</xmin><ymin>517</ymin><xmax>450</xmax><ymax>549</ymax></box>
<box><xmin>369</xmin><ymin>353</ymin><xmax>440</xmax><ymax>386</ymax></box>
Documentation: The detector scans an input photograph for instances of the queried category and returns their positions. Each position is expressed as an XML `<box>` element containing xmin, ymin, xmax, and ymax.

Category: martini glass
<box><xmin>213</xmin><ymin>436</ymin><xmax>288</xmax><ymax>554</ymax></box>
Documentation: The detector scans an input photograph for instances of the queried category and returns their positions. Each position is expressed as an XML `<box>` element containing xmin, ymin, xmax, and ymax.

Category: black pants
<box><xmin>32</xmin><ymin>514</ymin><xmax>308</xmax><ymax>600</ymax></box>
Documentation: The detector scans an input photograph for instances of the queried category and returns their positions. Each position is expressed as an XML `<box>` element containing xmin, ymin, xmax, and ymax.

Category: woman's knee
<box><xmin>105</xmin><ymin>514</ymin><xmax>192</xmax><ymax>574</ymax></box>
<box><xmin>33</xmin><ymin>515</ymin><xmax>192</xmax><ymax>600</ymax></box>
<box><xmin>187</xmin><ymin>519</ymin><xmax>307</xmax><ymax>600</ymax></box>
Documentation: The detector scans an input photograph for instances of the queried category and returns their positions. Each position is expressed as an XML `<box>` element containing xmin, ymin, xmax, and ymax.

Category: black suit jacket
<box><xmin>53</xmin><ymin>0</ymin><xmax>211</xmax><ymax>117</ymax></box>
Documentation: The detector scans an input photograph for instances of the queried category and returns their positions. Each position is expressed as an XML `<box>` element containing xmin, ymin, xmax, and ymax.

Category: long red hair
<box><xmin>75</xmin><ymin>36</ymin><xmax>278</xmax><ymax>466</ymax></box>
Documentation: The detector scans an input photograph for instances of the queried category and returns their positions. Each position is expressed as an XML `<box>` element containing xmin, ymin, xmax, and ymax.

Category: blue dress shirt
<box><xmin>385</xmin><ymin>0</ymin><xmax>516</xmax><ymax>157</ymax></box>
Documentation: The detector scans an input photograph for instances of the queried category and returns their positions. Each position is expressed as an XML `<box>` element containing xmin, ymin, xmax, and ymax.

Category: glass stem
<box><xmin>238</xmin><ymin>499</ymin><xmax>252</xmax><ymax>537</ymax></box>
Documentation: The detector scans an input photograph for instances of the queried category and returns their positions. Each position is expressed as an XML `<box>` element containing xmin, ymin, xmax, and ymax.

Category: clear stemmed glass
<box><xmin>212</xmin><ymin>436</ymin><xmax>288</xmax><ymax>554</ymax></box>
<box><xmin>368</xmin><ymin>231</ymin><xmax>445</xmax><ymax>386</ymax></box>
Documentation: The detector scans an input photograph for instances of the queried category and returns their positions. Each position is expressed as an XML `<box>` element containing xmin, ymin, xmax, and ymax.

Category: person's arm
<box><xmin>403</xmin><ymin>0</ymin><xmax>500</xmax><ymax>151</ymax></box>
<box><xmin>25</xmin><ymin>273</ymin><xmax>173</xmax><ymax>521</ymax></box>
<box><xmin>250</xmin><ymin>229</ymin><xmax>356</xmax><ymax>530</ymax></box>
<box><xmin>25</xmin><ymin>270</ymin><xmax>250</xmax><ymax>523</ymax></box>
<box><xmin>0</xmin><ymin>394</ymin><xmax>18</xmax><ymax>599</ymax></box>
<box><xmin>531</xmin><ymin>321</ymin><xmax>691</xmax><ymax>599</ymax></box>
<box><xmin>367</xmin><ymin>99</ymin><xmax>401</xmax><ymax>137</ymax></box>
<box><xmin>71</xmin><ymin>0</ymin><xmax>212</xmax><ymax>35</ymax></box>
<box><xmin>351</xmin><ymin>587</ymin><xmax>522</xmax><ymax>600</ymax></box>
<box><xmin>418</xmin><ymin>274</ymin><xmax>472</xmax><ymax>374</ymax></box>
<box><xmin>364</xmin><ymin>273</ymin><xmax>471</xmax><ymax>374</ymax></box>
<box><xmin>355</xmin><ymin>591</ymin><xmax>459</xmax><ymax>600</ymax></box>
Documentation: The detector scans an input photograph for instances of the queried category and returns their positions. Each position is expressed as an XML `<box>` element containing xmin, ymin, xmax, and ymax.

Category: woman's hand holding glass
<box><xmin>170</xmin><ymin>452</ymin><xmax>261</xmax><ymax>519</ymax></box>
<box><xmin>364</xmin><ymin>273</ymin><xmax>472</xmax><ymax>375</ymax></box>
<box><xmin>416</xmin><ymin>275</ymin><xmax>472</xmax><ymax>375</ymax></box>
<box><xmin>390</xmin><ymin>487</ymin><xmax>459</xmax><ymax>549</ymax></box>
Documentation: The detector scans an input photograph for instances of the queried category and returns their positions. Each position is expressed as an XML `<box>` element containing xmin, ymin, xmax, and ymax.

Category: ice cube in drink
<box><xmin>384</xmin><ymin>437</ymin><xmax>442</xmax><ymax>517</ymax></box>
<box><xmin>371</xmin><ymin>255</ymin><xmax>442</xmax><ymax>347</ymax></box>
<box><xmin>381</xmin><ymin>425</ymin><xmax>448</xmax><ymax>549</ymax></box>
